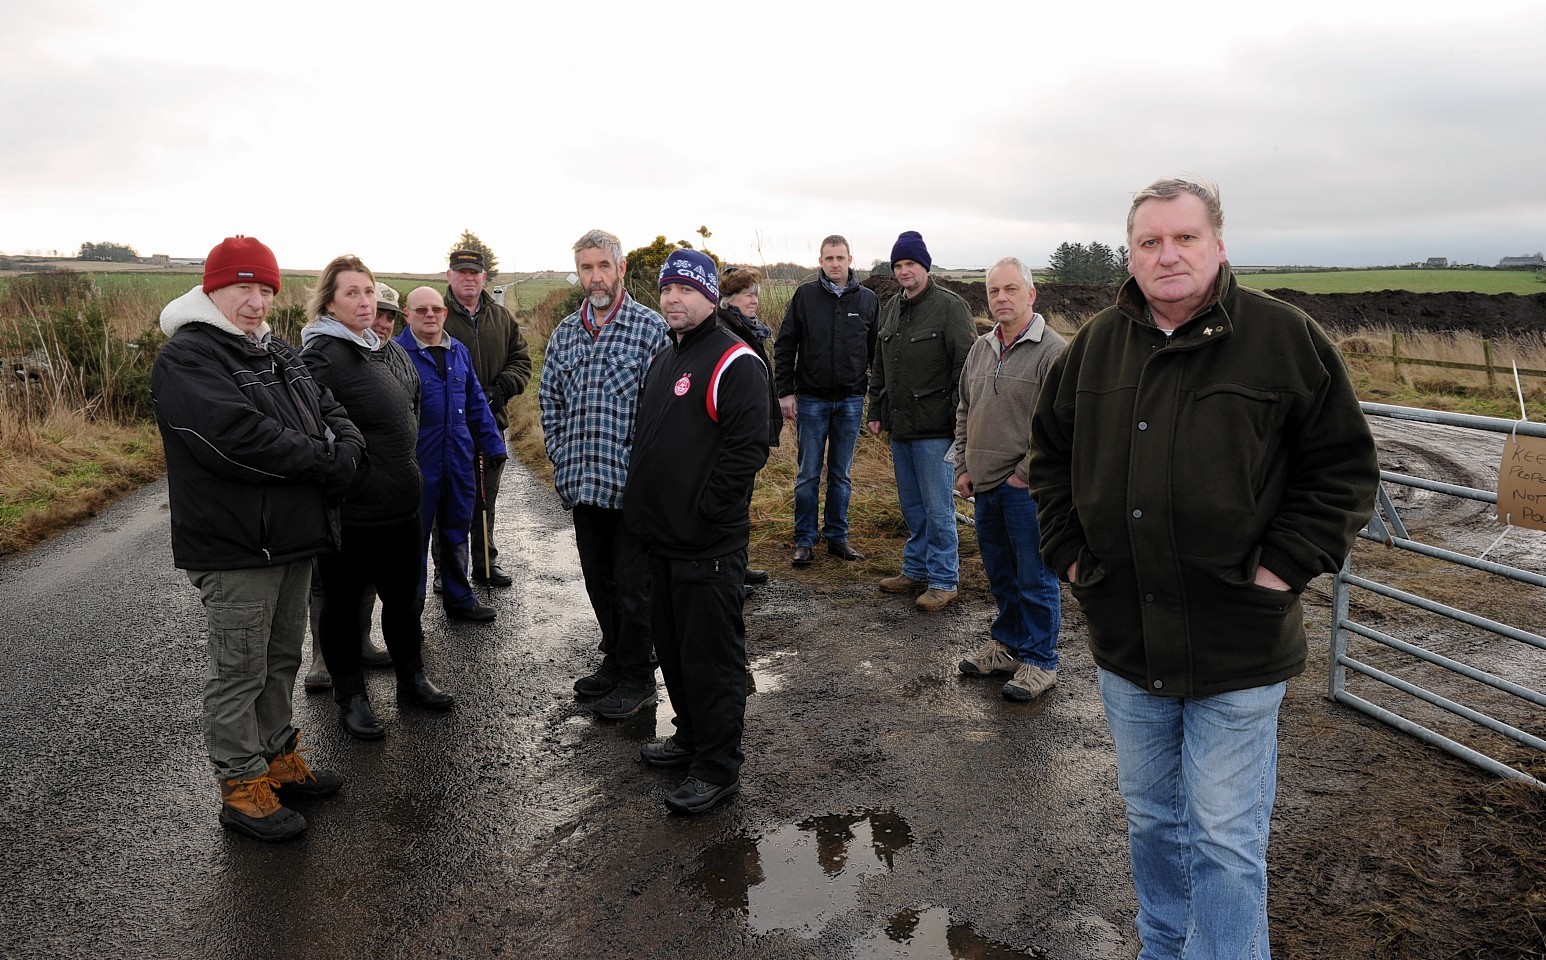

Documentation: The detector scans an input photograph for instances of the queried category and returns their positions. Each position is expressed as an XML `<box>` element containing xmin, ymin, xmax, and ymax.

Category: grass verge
<box><xmin>0</xmin><ymin>416</ymin><xmax>163</xmax><ymax>555</ymax></box>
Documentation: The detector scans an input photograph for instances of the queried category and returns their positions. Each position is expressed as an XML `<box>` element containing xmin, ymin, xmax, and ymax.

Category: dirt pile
<box><xmin>864</xmin><ymin>276</ymin><xmax>1546</xmax><ymax>340</ymax></box>
<box><xmin>1259</xmin><ymin>288</ymin><xmax>1546</xmax><ymax>338</ymax></box>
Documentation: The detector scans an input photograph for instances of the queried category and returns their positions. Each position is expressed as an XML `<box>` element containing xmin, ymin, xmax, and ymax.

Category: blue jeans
<box><xmin>889</xmin><ymin>437</ymin><xmax>958</xmax><ymax>591</ymax></box>
<box><xmin>973</xmin><ymin>482</ymin><xmax>1060</xmax><ymax>668</ymax></box>
<box><xmin>793</xmin><ymin>395</ymin><xmax>865</xmax><ymax>548</ymax></box>
<box><xmin>1099</xmin><ymin>669</ymin><xmax>1283</xmax><ymax>960</ymax></box>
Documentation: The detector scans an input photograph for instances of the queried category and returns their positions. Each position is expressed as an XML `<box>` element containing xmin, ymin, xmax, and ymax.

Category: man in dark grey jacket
<box><xmin>773</xmin><ymin>235</ymin><xmax>877</xmax><ymax>568</ymax></box>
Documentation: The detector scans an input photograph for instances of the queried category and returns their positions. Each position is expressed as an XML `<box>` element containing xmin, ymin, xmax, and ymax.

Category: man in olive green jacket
<box><xmin>866</xmin><ymin>231</ymin><xmax>977</xmax><ymax>612</ymax></box>
<box><xmin>1029</xmin><ymin>177</ymin><xmax>1379</xmax><ymax>959</ymax></box>
<box><xmin>442</xmin><ymin>248</ymin><xmax>531</xmax><ymax>587</ymax></box>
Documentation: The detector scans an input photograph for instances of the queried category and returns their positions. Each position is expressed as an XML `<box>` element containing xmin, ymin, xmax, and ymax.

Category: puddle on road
<box><xmin>855</xmin><ymin>905</ymin><xmax>1045</xmax><ymax>959</ymax></box>
<box><xmin>690</xmin><ymin>810</ymin><xmax>913</xmax><ymax>937</ymax></box>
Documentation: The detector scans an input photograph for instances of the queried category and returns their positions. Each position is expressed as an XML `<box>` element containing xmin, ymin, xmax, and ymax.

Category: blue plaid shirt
<box><xmin>538</xmin><ymin>294</ymin><xmax>670</xmax><ymax>510</ymax></box>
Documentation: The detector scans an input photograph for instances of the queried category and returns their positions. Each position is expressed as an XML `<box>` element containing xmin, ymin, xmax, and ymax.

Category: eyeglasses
<box><xmin>411</xmin><ymin>306</ymin><xmax>448</xmax><ymax>317</ymax></box>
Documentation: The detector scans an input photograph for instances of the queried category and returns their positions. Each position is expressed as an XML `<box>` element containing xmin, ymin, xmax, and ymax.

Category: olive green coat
<box><xmin>1029</xmin><ymin>266</ymin><xmax>1379</xmax><ymax>697</ymax></box>
<box><xmin>865</xmin><ymin>280</ymin><xmax>976</xmax><ymax>441</ymax></box>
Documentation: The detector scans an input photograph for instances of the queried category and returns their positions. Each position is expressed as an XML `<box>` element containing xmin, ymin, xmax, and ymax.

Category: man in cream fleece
<box><xmin>949</xmin><ymin>257</ymin><xmax>1066</xmax><ymax>701</ymax></box>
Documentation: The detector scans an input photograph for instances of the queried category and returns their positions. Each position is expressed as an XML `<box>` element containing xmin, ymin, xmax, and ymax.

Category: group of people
<box><xmin>152</xmin><ymin>241</ymin><xmax>528</xmax><ymax>840</ymax></box>
<box><xmin>154</xmin><ymin>175</ymin><xmax>1382</xmax><ymax>958</ymax></box>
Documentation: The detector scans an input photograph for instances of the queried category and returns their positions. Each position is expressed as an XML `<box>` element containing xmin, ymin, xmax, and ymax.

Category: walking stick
<box><xmin>477</xmin><ymin>451</ymin><xmax>492</xmax><ymax>603</ymax></box>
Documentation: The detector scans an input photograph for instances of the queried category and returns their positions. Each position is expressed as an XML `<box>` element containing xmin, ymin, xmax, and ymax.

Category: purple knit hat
<box><xmin>890</xmin><ymin>230</ymin><xmax>932</xmax><ymax>271</ymax></box>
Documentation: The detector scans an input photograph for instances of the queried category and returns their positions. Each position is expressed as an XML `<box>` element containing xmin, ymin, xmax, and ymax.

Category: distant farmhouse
<box><xmin>1499</xmin><ymin>253</ymin><xmax>1545</xmax><ymax>268</ymax></box>
<box><xmin>1425</xmin><ymin>257</ymin><xmax>1448</xmax><ymax>268</ymax></box>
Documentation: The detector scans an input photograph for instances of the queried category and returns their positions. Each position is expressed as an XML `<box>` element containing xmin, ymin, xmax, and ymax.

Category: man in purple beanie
<box><xmin>152</xmin><ymin>236</ymin><xmax>363</xmax><ymax>841</ymax></box>
<box><xmin>867</xmin><ymin>231</ymin><xmax>976</xmax><ymax>612</ymax></box>
<box><xmin>625</xmin><ymin>249</ymin><xmax>769</xmax><ymax>815</ymax></box>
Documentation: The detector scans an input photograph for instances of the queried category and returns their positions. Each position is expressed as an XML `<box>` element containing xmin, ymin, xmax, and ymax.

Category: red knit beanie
<box><xmin>202</xmin><ymin>236</ymin><xmax>282</xmax><ymax>294</ymax></box>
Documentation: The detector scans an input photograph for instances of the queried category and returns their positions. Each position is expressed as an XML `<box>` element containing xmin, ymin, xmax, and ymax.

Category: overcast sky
<box><xmin>3</xmin><ymin>1</ymin><xmax>1543</xmax><ymax>273</ymax></box>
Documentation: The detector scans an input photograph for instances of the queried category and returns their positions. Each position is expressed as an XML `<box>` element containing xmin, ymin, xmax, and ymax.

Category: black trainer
<box><xmin>593</xmin><ymin>681</ymin><xmax>657</xmax><ymax>720</ymax></box>
<box><xmin>640</xmin><ymin>736</ymin><xmax>693</xmax><ymax>768</ymax></box>
<box><xmin>574</xmin><ymin>662</ymin><xmax>620</xmax><ymax>698</ymax></box>
<box><xmin>665</xmin><ymin>777</ymin><xmax>740</xmax><ymax>815</ymax></box>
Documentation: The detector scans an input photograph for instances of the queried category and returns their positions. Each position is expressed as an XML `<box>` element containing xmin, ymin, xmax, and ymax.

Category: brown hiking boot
<box><xmin>219</xmin><ymin>775</ymin><xmax>306</xmax><ymax>841</ymax></box>
<box><xmin>1003</xmin><ymin>663</ymin><xmax>1058</xmax><ymax>701</ymax></box>
<box><xmin>959</xmin><ymin>640</ymin><xmax>1018</xmax><ymax>676</ymax></box>
<box><xmin>915</xmin><ymin>588</ymin><xmax>958</xmax><ymax>612</ymax></box>
<box><xmin>879</xmin><ymin>573</ymin><xmax>924</xmax><ymax>594</ymax></box>
<box><xmin>266</xmin><ymin>732</ymin><xmax>343</xmax><ymax>800</ymax></box>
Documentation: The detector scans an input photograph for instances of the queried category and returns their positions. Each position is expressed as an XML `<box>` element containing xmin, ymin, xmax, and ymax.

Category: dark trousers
<box><xmin>470</xmin><ymin>452</ymin><xmax>505</xmax><ymax>576</ymax></box>
<box><xmin>317</xmin><ymin>514</ymin><xmax>426</xmax><ymax>699</ymax></box>
<box><xmin>421</xmin><ymin>475</ymin><xmax>476</xmax><ymax>608</ymax></box>
<box><xmin>651</xmin><ymin>549</ymin><xmax>748</xmax><ymax>786</ymax></box>
<box><xmin>572</xmin><ymin>505</ymin><xmax>653</xmax><ymax>683</ymax></box>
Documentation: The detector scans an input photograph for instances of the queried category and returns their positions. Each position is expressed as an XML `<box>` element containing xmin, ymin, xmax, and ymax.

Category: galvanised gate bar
<box><xmin>1333</xmin><ymin>402</ymin><xmax>1546</xmax><ymax>790</ymax></box>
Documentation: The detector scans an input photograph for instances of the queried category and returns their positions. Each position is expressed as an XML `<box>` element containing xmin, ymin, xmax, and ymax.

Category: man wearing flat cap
<box><xmin>152</xmin><ymin>236</ymin><xmax>364</xmax><ymax>842</ymax></box>
<box><xmin>441</xmin><ymin>248</ymin><xmax>530</xmax><ymax>588</ymax></box>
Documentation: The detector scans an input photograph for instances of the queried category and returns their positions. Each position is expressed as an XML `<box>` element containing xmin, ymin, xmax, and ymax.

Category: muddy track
<box><xmin>1</xmin><ymin>419</ymin><xmax>1542</xmax><ymax>959</ymax></box>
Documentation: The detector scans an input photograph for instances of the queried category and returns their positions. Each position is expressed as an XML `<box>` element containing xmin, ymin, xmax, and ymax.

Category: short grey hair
<box><xmin>573</xmin><ymin>228</ymin><xmax>624</xmax><ymax>267</ymax></box>
<box><xmin>985</xmin><ymin>256</ymin><xmax>1035</xmax><ymax>288</ymax></box>
<box><xmin>1126</xmin><ymin>177</ymin><xmax>1224</xmax><ymax>240</ymax></box>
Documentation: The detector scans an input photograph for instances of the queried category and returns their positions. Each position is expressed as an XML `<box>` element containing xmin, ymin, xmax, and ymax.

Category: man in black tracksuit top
<box><xmin>624</xmin><ymin>249</ymin><xmax>769</xmax><ymax>815</ymax></box>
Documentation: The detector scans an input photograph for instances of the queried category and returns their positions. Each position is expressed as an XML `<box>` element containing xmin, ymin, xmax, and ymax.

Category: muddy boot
<box><xmin>219</xmin><ymin>775</ymin><xmax>306</xmax><ymax>842</ymax></box>
<box><xmin>303</xmin><ymin>634</ymin><xmax>332</xmax><ymax>692</ymax></box>
<box><xmin>266</xmin><ymin>731</ymin><xmax>343</xmax><ymax>800</ymax></box>
<box><xmin>358</xmin><ymin>590</ymin><xmax>392</xmax><ymax>668</ymax></box>
<box><xmin>360</xmin><ymin>636</ymin><xmax>392</xmax><ymax>668</ymax></box>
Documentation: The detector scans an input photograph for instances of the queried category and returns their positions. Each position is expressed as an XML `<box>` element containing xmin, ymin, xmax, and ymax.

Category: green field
<box><xmin>1234</xmin><ymin>269</ymin><xmax>1543</xmax><ymax>295</ymax></box>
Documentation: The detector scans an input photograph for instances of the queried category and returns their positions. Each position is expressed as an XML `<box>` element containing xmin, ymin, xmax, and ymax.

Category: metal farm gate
<box><xmin>1332</xmin><ymin>402</ymin><xmax>1546</xmax><ymax>790</ymax></box>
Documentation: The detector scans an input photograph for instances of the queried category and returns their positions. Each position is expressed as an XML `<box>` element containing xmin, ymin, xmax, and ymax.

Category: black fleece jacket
<box><xmin>624</xmin><ymin>317</ymin><xmax>770</xmax><ymax>559</ymax></box>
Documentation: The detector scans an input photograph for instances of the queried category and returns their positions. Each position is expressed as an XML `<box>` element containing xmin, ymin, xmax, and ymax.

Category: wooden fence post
<box><xmin>1483</xmin><ymin>339</ymin><xmax>1496</xmax><ymax>389</ymax></box>
<box><xmin>1392</xmin><ymin>332</ymin><xmax>1402</xmax><ymax>381</ymax></box>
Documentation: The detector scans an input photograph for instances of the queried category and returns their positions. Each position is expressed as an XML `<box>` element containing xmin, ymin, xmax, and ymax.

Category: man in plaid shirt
<box><xmin>539</xmin><ymin>229</ymin><xmax>670</xmax><ymax>720</ymax></box>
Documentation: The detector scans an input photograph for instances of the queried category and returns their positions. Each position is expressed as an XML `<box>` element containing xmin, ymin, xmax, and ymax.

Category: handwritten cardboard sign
<box><xmin>1498</xmin><ymin>433</ymin><xmax>1546</xmax><ymax>531</ymax></box>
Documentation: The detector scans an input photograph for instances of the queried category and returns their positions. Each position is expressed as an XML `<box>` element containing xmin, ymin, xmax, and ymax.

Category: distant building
<box><xmin>1424</xmin><ymin>257</ymin><xmax>1448</xmax><ymax>268</ymax></box>
<box><xmin>1499</xmin><ymin>253</ymin><xmax>1545</xmax><ymax>268</ymax></box>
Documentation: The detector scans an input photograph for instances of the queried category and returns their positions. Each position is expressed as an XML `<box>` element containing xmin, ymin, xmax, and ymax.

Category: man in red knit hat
<box><xmin>152</xmin><ymin>236</ymin><xmax>364</xmax><ymax>841</ymax></box>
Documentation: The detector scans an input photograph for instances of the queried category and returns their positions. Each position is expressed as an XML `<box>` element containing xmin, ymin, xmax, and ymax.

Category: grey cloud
<box><xmin>774</xmin><ymin>14</ymin><xmax>1546</xmax><ymax>265</ymax></box>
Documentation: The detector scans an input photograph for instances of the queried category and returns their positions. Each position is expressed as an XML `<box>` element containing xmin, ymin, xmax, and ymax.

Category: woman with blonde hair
<box><xmin>302</xmin><ymin>255</ymin><xmax>454</xmax><ymax>739</ymax></box>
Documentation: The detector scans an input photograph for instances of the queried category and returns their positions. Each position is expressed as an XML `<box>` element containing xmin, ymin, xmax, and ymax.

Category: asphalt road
<box><xmin>0</xmin><ymin>463</ymin><xmax>1139</xmax><ymax>960</ymax></box>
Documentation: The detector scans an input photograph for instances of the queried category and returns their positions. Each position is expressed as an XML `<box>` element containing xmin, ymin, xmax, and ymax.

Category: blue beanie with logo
<box><xmin>658</xmin><ymin>249</ymin><xmax>719</xmax><ymax>303</ymax></box>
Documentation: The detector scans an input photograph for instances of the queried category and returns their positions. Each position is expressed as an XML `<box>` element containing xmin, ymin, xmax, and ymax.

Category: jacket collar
<box><xmin>1115</xmin><ymin>264</ymin><xmax>1235</xmax><ymax>336</ymax></box>
<box><xmin>993</xmin><ymin>313</ymin><xmax>1048</xmax><ymax>350</ymax></box>
<box><xmin>899</xmin><ymin>278</ymin><xmax>937</xmax><ymax>308</ymax></box>
<box><xmin>300</xmin><ymin>316</ymin><xmax>382</xmax><ymax>351</ymax></box>
<box><xmin>672</xmin><ymin>314</ymin><xmax>723</xmax><ymax>350</ymax></box>
<box><xmin>159</xmin><ymin>286</ymin><xmax>272</xmax><ymax>341</ymax></box>
<box><xmin>820</xmin><ymin>270</ymin><xmax>859</xmax><ymax>296</ymax></box>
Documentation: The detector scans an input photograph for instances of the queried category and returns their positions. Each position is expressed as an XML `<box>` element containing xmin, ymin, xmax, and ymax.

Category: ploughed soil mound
<box><xmin>865</xmin><ymin>276</ymin><xmax>1546</xmax><ymax>339</ymax></box>
<box><xmin>1258</xmin><ymin>288</ymin><xmax>1546</xmax><ymax>338</ymax></box>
